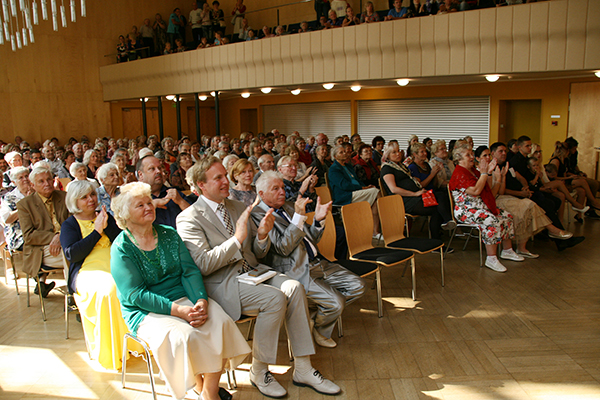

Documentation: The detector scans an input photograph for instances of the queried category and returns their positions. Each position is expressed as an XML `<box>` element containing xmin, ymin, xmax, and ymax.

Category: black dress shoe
<box><xmin>219</xmin><ymin>387</ymin><xmax>232</xmax><ymax>400</ymax></box>
<box><xmin>35</xmin><ymin>281</ymin><xmax>56</xmax><ymax>298</ymax></box>
<box><xmin>557</xmin><ymin>236</ymin><xmax>585</xmax><ymax>252</ymax></box>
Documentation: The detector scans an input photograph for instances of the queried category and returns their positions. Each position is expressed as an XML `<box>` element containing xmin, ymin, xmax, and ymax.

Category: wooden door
<box><xmin>568</xmin><ymin>82</ymin><xmax>600</xmax><ymax>177</ymax></box>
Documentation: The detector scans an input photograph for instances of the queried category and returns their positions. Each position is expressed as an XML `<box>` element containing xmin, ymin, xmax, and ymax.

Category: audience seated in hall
<box><xmin>277</xmin><ymin>155</ymin><xmax>318</xmax><ymax>213</ymax></box>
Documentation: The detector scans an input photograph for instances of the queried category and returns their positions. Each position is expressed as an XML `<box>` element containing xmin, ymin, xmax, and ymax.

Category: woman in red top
<box><xmin>449</xmin><ymin>145</ymin><xmax>522</xmax><ymax>273</ymax></box>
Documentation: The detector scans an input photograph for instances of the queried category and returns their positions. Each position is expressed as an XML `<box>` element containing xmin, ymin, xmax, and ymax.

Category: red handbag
<box><xmin>422</xmin><ymin>189</ymin><xmax>438</xmax><ymax>207</ymax></box>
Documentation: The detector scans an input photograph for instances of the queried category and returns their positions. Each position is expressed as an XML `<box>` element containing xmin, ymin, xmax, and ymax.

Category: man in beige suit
<box><xmin>177</xmin><ymin>157</ymin><xmax>341</xmax><ymax>398</ymax></box>
<box><xmin>17</xmin><ymin>165</ymin><xmax>70</xmax><ymax>297</ymax></box>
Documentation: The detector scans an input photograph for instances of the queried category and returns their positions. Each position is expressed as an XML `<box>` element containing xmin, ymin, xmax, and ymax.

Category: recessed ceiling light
<box><xmin>291</xmin><ymin>89</ymin><xmax>301</xmax><ymax>95</ymax></box>
<box><xmin>396</xmin><ymin>79</ymin><xmax>409</xmax><ymax>86</ymax></box>
<box><xmin>210</xmin><ymin>91</ymin><xmax>216</xmax><ymax>97</ymax></box>
<box><xmin>350</xmin><ymin>85</ymin><xmax>361</xmax><ymax>92</ymax></box>
<box><xmin>485</xmin><ymin>75</ymin><xmax>500</xmax><ymax>82</ymax></box>
<box><xmin>261</xmin><ymin>88</ymin><xmax>272</xmax><ymax>94</ymax></box>
<box><xmin>199</xmin><ymin>95</ymin><xmax>208</xmax><ymax>101</ymax></box>
<box><xmin>595</xmin><ymin>72</ymin><xmax>600</xmax><ymax>78</ymax></box>
<box><xmin>323</xmin><ymin>83</ymin><xmax>335</xmax><ymax>90</ymax></box>
<box><xmin>166</xmin><ymin>95</ymin><xmax>175</xmax><ymax>100</ymax></box>
<box><xmin>241</xmin><ymin>92</ymin><xmax>250</xmax><ymax>98</ymax></box>
<box><xmin>139</xmin><ymin>97</ymin><xmax>148</xmax><ymax>102</ymax></box>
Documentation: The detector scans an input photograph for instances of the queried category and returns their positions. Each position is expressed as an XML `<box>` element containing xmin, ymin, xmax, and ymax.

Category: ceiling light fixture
<box><xmin>350</xmin><ymin>85</ymin><xmax>361</xmax><ymax>92</ymax></box>
<box><xmin>241</xmin><ymin>92</ymin><xmax>250</xmax><ymax>98</ymax></box>
<box><xmin>485</xmin><ymin>75</ymin><xmax>500</xmax><ymax>82</ymax></box>
<box><xmin>261</xmin><ymin>88</ymin><xmax>272</xmax><ymax>94</ymax></box>
<box><xmin>140</xmin><ymin>97</ymin><xmax>148</xmax><ymax>102</ymax></box>
<box><xmin>396</xmin><ymin>79</ymin><xmax>409</xmax><ymax>86</ymax></box>
<box><xmin>166</xmin><ymin>95</ymin><xmax>175</xmax><ymax>100</ymax></box>
<box><xmin>595</xmin><ymin>72</ymin><xmax>600</xmax><ymax>78</ymax></box>
<box><xmin>291</xmin><ymin>89</ymin><xmax>301</xmax><ymax>95</ymax></box>
<box><xmin>199</xmin><ymin>95</ymin><xmax>208</xmax><ymax>101</ymax></box>
<box><xmin>323</xmin><ymin>83</ymin><xmax>335</xmax><ymax>90</ymax></box>
<box><xmin>210</xmin><ymin>91</ymin><xmax>216</xmax><ymax>97</ymax></box>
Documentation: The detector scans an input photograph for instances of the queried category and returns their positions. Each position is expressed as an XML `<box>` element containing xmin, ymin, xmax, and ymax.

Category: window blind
<box><xmin>263</xmin><ymin>101</ymin><xmax>352</xmax><ymax>138</ymax></box>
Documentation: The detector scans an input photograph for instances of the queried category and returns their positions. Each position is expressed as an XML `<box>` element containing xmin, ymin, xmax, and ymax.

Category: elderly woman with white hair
<box><xmin>66</xmin><ymin>162</ymin><xmax>99</xmax><ymax>192</ymax></box>
<box><xmin>0</xmin><ymin>166</ymin><xmax>34</xmax><ymax>252</ymax></box>
<box><xmin>96</xmin><ymin>163</ymin><xmax>121</xmax><ymax>216</ymax></box>
<box><xmin>2</xmin><ymin>151</ymin><xmax>23</xmax><ymax>188</ymax></box>
<box><xmin>428</xmin><ymin>140</ymin><xmax>454</xmax><ymax>189</ymax></box>
<box><xmin>59</xmin><ymin>180</ymin><xmax>131</xmax><ymax>370</ymax></box>
<box><xmin>110</xmin><ymin>182</ymin><xmax>250</xmax><ymax>400</ymax></box>
<box><xmin>83</xmin><ymin>149</ymin><xmax>101</xmax><ymax>179</ymax></box>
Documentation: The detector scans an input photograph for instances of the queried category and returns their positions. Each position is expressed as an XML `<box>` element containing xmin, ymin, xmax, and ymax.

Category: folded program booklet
<box><xmin>237</xmin><ymin>269</ymin><xmax>277</xmax><ymax>285</ymax></box>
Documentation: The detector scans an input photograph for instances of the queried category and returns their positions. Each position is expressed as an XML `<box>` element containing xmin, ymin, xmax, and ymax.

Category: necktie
<box><xmin>45</xmin><ymin>198</ymin><xmax>62</xmax><ymax>233</ymax></box>
<box><xmin>274</xmin><ymin>208</ymin><xmax>316</xmax><ymax>261</ymax></box>
<box><xmin>217</xmin><ymin>203</ymin><xmax>251</xmax><ymax>273</ymax></box>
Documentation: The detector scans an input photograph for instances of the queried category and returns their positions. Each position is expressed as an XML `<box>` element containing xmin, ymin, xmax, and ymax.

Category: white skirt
<box><xmin>137</xmin><ymin>297</ymin><xmax>251</xmax><ymax>400</ymax></box>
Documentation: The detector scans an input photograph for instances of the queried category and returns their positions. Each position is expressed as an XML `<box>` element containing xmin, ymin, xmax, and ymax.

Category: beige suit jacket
<box><xmin>17</xmin><ymin>190</ymin><xmax>70</xmax><ymax>276</ymax></box>
<box><xmin>176</xmin><ymin>196</ymin><xmax>270</xmax><ymax>321</ymax></box>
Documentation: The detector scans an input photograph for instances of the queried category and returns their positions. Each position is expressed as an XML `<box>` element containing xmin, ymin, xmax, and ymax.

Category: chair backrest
<box><xmin>341</xmin><ymin>201</ymin><xmax>374</xmax><ymax>257</ymax></box>
<box><xmin>306</xmin><ymin>211</ymin><xmax>337</xmax><ymax>262</ymax></box>
<box><xmin>447</xmin><ymin>185</ymin><xmax>458</xmax><ymax>223</ymax></box>
<box><xmin>315</xmin><ymin>186</ymin><xmax>332</xmax><ymax>204</ymax></box>
<box><xmin>377</xmin><ymin>195</ymin><xmax>407</xmax><ymax>246</ymax></box>
<box><xmin>324</xmin><ymin>172</ymin><xmax>330</xmax><ymax>189</ymax></box>
<box><xmin>59</xmin><ymin>177</ymin><xmax>72</xmax><ymax>189</ymax></box>
<box><xmin>379</xmin><ymin>177</ymin><xmax>388</xmax><ymax>196</ymax></box>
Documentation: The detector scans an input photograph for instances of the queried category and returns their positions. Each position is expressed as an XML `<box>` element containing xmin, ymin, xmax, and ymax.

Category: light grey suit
<box><xmin>252</xmin><ymin>201</ymin><xmax>365</xmax><ymax>339</ymax></box>
<box><xmin>176</xmin><ymin>196</ymin><xmax>315</xmax><ymax>364</ymax></box>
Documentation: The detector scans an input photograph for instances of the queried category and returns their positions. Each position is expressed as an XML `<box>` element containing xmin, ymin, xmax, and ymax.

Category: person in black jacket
<box><xmin>60</xmin><ymin>180</ymin><xmax>130</xmax><ymax>371</ymax></box>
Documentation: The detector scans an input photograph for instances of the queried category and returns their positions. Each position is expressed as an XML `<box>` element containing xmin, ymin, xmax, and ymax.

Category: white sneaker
<box><xmin>485</xmin><ymin>257</ymin><xmax>507</xmax><ymax>272</ymax></box>
<box><xmin>313</xmin><ymin>329</ymin><xmax>337</xmax><ymax>348</ymax></box>
<box><xmin>572</xmin><ymin>205</ymin><xmax>590</xmax><ymax>213</ymax></box>
<box><xmin>293</xmin><ymin>368</ymin><xmax>341</xmax><ymax>395</ymax></box>
<box><xmin>249</xmin><ymin>368</ymin><xmax>287</xmax><ymax>398</ymax></box>
<box><xmin>500</xmin><ymin>249</ymin><xmax>525</xmax><ymax>262</ymax></box>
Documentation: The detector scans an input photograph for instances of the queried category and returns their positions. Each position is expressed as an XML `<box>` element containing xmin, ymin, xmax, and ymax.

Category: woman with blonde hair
<box><xmin>228</xmin><ymin>158</ymin><xmax>257</xmax><ymax>207</ymax></box>
<box><xmin>110</xmin><ymin>182</ymin><xmax>250</xmax><ymax>400</ymax></box>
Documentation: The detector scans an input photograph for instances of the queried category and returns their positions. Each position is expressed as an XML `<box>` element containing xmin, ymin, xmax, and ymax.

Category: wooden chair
<box><xmin>380</xmin><ymin>177</ymin><xmax>430</xmax><ymax>237</ymax></box>
<box><xmin>306</xmin><ymin>211</ymin><xmax>378</xmax><ymax>328</ymax></box>
<box><xmin>341</xmin><ymin>202</ymin><xmax>415</xmax><ymax>315</ymax></box>
<box><xmin>3</xmin><ymin>245</ymin><xmax>20</xmax><ymax>293</ymax></box>
<box><xmin>58</xmin><ymin>177</ymin><xmax>72</xmax><ymax>189</ymax></box>
<box><xmin>226</xmin><ymin>315</ymin><xmax>257</xmax><ymax>390</ymax></box>
<box><xmin>446</xmin><ymin>186</ymin><xmax>484</xmax><ymax>266</ymax></box>
<box><xmin>378</xmin><ymin>195</ymin><xmax>446</xmax><ymax>298</ymax></box>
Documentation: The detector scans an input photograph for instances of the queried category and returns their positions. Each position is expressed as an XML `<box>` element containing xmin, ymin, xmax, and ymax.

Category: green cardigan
<box><xmin>111</xmin><ymin>224</ymin><xmax>207</xmax><ymax>335</ymax></box>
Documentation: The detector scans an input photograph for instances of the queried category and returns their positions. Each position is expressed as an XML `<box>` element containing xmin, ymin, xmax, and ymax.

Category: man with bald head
<box><xmin>136</xmin><ymin>155</ymin><xmax>191</xmax><ymax>227</ymax></box>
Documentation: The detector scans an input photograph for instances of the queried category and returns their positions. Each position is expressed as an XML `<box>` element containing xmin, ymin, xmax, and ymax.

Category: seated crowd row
<box><xmin>117</xmin><ymin>0</ymin><xmax>542</xmax><ymax>60</ymax></box>
<box><xmin>0</xmin><ymin>127</ymin><xmax>596</xmax><ymax>399</ymax></box>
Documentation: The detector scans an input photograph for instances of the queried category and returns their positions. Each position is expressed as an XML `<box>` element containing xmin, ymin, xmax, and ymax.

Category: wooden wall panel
<box><xmin>529</xmin><ymin>2</ymin><xmax>549</xmax><ymax>72</ymax></box>
<box><xmin>479</xmin><ymin>8</ymin><xmax>496</xmax><ymax>73</ymax></box>
<box><xmin>344</xmin><ymin>27</ymin><xmax>359</xmax><ymax>81</ymax></box>
<box><xmin>321</xmin><ymin>30</ymin><xmax>335</xmax><ymax>83</ymax></box>
<box><xmin>392</xmin><ymin>20</ymin><xmax>408</xmax><ymax>78</ymax></box>
<box><xmin>299</xmin><ymin>34</ymin><xmax>313</xmax><ymax>84</ymax></box>
<box><xmin>464</xmin><ymin>11</ymin><xmax>481</xmax><ymax>75</ymax></box>
<box><xmin>564</xmin><ymin>0</ymin><xmax>587</xmax><ymax>70</ymax></box>
<box><xmin>279</xmin><ymin>36</ymin><xmax>293</xmax><ymax>84</ymax></box>
<box><xmin>421</xmin><ymin>17</ymin><xmax>436</xmax><ymax>77</ymax></box>
<box><xmin>433</xmin><ymin>14</ymin><xmax>449</xmax><ymax>76</ymax></box>
<box><xmin>310</xmin><ymin>32</ymin><xmax>324</xmax><ymax>83</ymax></box>
<box><xmin>495</xmin><ymin>6</ymin><xmax>513</xmax><ymax>73</ymax></box>
<box><xmin>356</xmin><ymin>24</ymin><xmax>370</xmax><ymax>80</ymax></box>
<box><xmin>406</xmin><ymin>18</ymin><xmax>422</xmax><ymax>77</ymax></box>
<box><xmin>512</xmin><ymin>6</ymin><xmax>530</xmax><ymax>72</ymax></box>
<box><xmin>547</xmin><ymin>0</ymin><xmax>568</xmax><ymax>71</ymax></box>
<box><xmin>271</xmin><ymin>39</ymin><xmax>283</xmax><ymax>86</ymax></box>
<box><xmin>568</xmin><ymin>82</ymin><xmax>600</xmax><ymax>177</ymax></box>
<box><xmin>380</xmin><ymin>22</ymin><xmax>395</xmax><ymax>79</ymax></box>
<box><xmin>449</xmin><ymin>12</ymin><xmax>465</xmax><ymax>75</ymax></box>
<box><xmin>332</xmin><ymin>29</ymin><xmax>347</xmax><ymax>82</ymax></box>
<box><xmin>584</xmin><ymin>0</ymin><xmax>600</xmax><ymax>69</ymax></box>
<box><xmin>367</xmin><ymin>23</ymin><xmax>382</xmax><ymax>80</ymax></box>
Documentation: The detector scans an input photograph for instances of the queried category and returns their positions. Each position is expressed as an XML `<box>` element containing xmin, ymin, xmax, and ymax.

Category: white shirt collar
<box><xmin>201</xmin><ymin>194</ymin><xmax>223</xmax><ymax>214</ymax></box>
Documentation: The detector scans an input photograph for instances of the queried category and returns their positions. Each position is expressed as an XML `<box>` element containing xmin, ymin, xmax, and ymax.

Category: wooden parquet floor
<box><xmin>1</xmin><ymin>218</ymin><xmax>599</xmax><ymax>400</ymax></box>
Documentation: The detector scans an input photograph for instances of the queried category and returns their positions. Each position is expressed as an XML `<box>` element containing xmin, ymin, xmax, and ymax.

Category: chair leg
<box><xmin>463</xmin><ymin>228</ymin><xmax>473</xmax><ymax>250</ymax></box>
<box><xmin>7</xmin><ymin>252</ymin><xmax>19</xmax><ymax>295</ymax></box>
<box><xmin>65</xmin><ymin>293</ymin><xmax>69</xmax><ymax>339</ymax></box>
<box><xmin>439</xmin><ymin>252</ymin><xmax>445</xmax><ymax>287</ymax></box>
<box><xmin>337</xmin><ymin>316</ymin><xmax>343</xmax><ymax>338</ymax></box>
<box><xmin>375</xmin><ymin>268</ymin><xmax>383</xmax><ymax>318</ymax></box>
<box><xmin>446</xmin><ymin>228</ymin><xmax>457</xmax><ymax>260</ymax></box>
<box><xmin>410</xmin><ymin>258</ymin><xmax>416</xmax><ymax>301</ymax></box>
<box><xmin>226</xmin><ymin>369</ymin><xmax>233</xmax><ymax>390</ymax></box>
<box><xmin>35</xmin><ymin>276</ymin><xmax>47</xmax><ymax>321</ymax></box>
<box><xmin>478</xmin><ymin>230</ymin><xmax>483</xmax><ymax>267</ymax></box>
<box><xmin>26</xmin><ymin>274</ymin><xmax>30</xmax><ymax>307</ymax></box>
<box><xmin>122</xmin><ymin>333</ymin><xmax>158</xmax><ymax>400</ymax></box>
<box><xmin>400</xmin><ymin>263</ymin><xmax>408</xmax><ymax>278</ymax></box>
<box><xmin>246</xmin><ymin>318</ymin><xmax>255</xmax><ymax>341</ymax></box>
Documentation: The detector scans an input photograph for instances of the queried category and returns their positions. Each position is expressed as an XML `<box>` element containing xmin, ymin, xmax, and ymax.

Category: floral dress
<box><xmin>449</xmin><ymin>165</ymin><xmax>514</xmax><ymax>245</ymax></box>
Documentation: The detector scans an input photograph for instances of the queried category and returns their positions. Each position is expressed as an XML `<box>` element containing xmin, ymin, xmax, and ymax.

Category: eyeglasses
<box><xmin>280</xmin><ymin>164</ymin><xmax>297</xmax><ymax>169</ymax></box>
